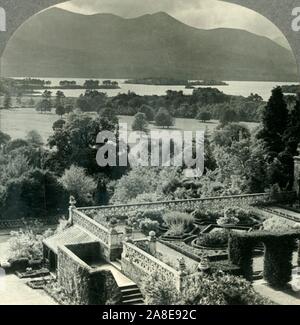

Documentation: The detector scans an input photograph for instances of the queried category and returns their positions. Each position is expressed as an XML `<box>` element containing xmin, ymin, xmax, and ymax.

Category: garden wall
<box><xmin>57</xmin><ymin>244</ymin><xmax>121</xmax><ymax>305</ymax></box>
<box><xmin>72</xmin><ymin>209</ymin><xmax>122</xmax><ymax>261</ymax></box>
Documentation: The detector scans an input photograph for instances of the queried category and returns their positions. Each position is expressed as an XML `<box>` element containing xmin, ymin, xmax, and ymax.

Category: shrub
<box><xmin>163</xmin><ymin>212</ymin><xmax>194</xmax><ymax>228</ymax></box>
<box><xmin>165</xmin><ymin>223</ymin><xmax>186</xmax><ymax>237</ymax></box>
<box><xmin>126</xmin><ymin>209</ymin><xmax>165</xmax><ymax>229</ymax></box>
<box><xmin>139</xmin><ymin>219</ymin><xmax>160</xmax><ymax>235</ymax></box>
<box><xmin>181</xmin><ymin>273</ymin><xmax>271</xmax><ymax>305</ymax></box>
<box><xmin>141</xmin><ymin>273</ymin><xmax>180</xmax><ymax>305</ymax></box>
<box><xmin>59</xmin><ymin>165</ymin><xmax>97</xmax><ymax>205</ymax></box>
<box><xmin>223</xmin><ymin>207</ymin><xmax>259</xmax><ymax>226</ymax></box>
<box><xmin>191</xmin><ymin>210</ymin><xmax>222</xmax><ymax>223</ymax></box>
<box><xmin>262</xmin><ymin>216</ymin><xmax>296</xmax><ymax>233</ymax></box>
<box><xmin>8</xmin><ymin>224</ymin><xmax>53</xmax><ymax>261</ymax></box>
<box><xmin>197</xmin><ymin>231</ymin><xmax>229</xmax><ymax>248</ymax></box>
<box><xmin>217</xmin><ymin>216</ymin><xmax>239</xmax><ymax>227</ymax></box>
<box><xmin>163</xmin><ymin>212</ymin><xmax>194</xmax><ymax>237</ymax></box>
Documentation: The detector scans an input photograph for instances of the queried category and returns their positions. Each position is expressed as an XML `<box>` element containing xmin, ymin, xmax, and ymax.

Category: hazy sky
<box><xmin>56</xmin><ymin>0</ymin><xmax>290</xmax><ymax>48</ymax></box>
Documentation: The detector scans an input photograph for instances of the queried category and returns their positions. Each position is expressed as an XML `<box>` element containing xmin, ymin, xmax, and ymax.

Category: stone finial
<box><xmin>149</xmin><ymin>231</ymin><xmax>156</xmax><ymax>241</ymax></box>
<box><xmin>198</xmin><ymin>257</ymin><xmax>211</xmax><ymax>273</ymax></box>
<box><xmin>69</xmin><ymin>196</ymin><xmax>77</xmax><ymax>208</ymax></box>
<box><xmin>109</xmin><ymin>217</ymin><xmax>118</xmax><ymax>229</ymax></box>
<box><xmin>178</xmin><ymin>258</ymin><xmax>187</xmax><ymax>275</ymax></box>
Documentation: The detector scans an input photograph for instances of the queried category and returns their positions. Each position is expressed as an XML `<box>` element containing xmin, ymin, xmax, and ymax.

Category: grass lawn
<box><xmin>0</xmin><ymin>107</ymin><xmax>259</xmax><ymax>143</ymax></box>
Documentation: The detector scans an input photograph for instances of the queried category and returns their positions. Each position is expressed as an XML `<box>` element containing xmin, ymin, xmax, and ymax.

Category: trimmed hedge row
<box><xmin>229</xmin><ymin>231</ymin><xmax>300</xmax><ymax>287</ymax></box>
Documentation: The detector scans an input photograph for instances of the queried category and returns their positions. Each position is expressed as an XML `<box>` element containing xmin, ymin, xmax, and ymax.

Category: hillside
<box><xmin>2</xmin><ymin>8</ymin><xmax>298</xmax><ymax>81</ymax></box>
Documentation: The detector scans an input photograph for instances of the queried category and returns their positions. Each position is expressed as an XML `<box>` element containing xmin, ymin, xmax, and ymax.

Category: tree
<box><xmin>36</xmin><ymin>99</ymin><xmax>52</xmax><ymax>113</ymax></box>
<box><xmin>59</xmin><ymin>165</ymin><xmax>97</xmax><ymax>205</ymax></box>
<box><xmin>27</xmin><ymin>97</ymin><xmax>35</xmax><ymax>107</ymax></box>
<box><xmin>198</xmin><ymin>111</ymin><xmax>212</xmax><ymax>123</ymax></box>
<box><xmin>56</xmin><ymin>105</ymin><xmax>66</xmax><ymax>118</ymax></box>
<box><xmin>47</xmin><ymin>113</ymin><xmax>121</xmax><ymax>176</ymax></box>
<box><xmin>220</xmin><ymin>108</ymin><xmax>239</xmax><ymax>125</ymax></box>
<box><xmin>213</xmin><ymin>123</ymin><xmax>251</xmax><ymax>147</ymax></box>
<box><xmin>204</xmin><ymin>130</ymin><xmax>217</xmax><ymax>171</ymax></box>
<box><xmin>245</xmin><ymin>140</ymin><xmax>269</xmax><ymax>193</ymax></box>
<box><xmin>132</xmin><ymin>112</ymin><xmax>149</xmax><ymax>133</ymax></box>
<box><xmin>55</xmin><ymin>91</ymin><xmax>65</xmax><ymax>107</ymax></box>
<box><xmin>52</xmin><ymin>119</ymin><xmax>66</xmax><ymax>130</ymax></box>
<box><xmin>154</xmin><ymin>108</ymin><xmax>174</xmax><ymax>128</ymax></box>
<box><xmin>0</xmin><ymin>168</ymin><xmax>67</xmax><ymax>219</ymax></box>
<box><xmin>247</xmin><ymin>93</ymin><xmax>263</xmax><ymax>102</ymax></box>
<box><xmin>258</xmin><ymin>87</ymin><xmax>288</xmax><ymax>155</ymax></box>
<box><xmin>84</xmin><ymin>80</ymin><xmax>99</xmax><ymax>89</ymax></box>
<box><xmin>25</xmin><ymin>130</ymin><xmax>43</xmax><ymax>146</ymax></box>
<box><xmin>5</xmin><ymin>139</ymin><xmax>29</xmax><ymax>153</ymax></box>
<box><xmin>3</xmin><ymin>92</ymin><xmax>12</xmax><ymax>109</ymax></box>
<box><xmin>99</xmin><ymin>107</ymin><xmax>118</xmax><ymax>125</ymax></box>
<box><xmin>138</xmin><ymin>104</ymin><xmax>155</xmax><ymax>121</ymax></box>
<box><xmin>65</xmin><ymin>104</ymin><xmax>74</xmax><ymax>114</ymax></box>
<box><xmin>77</xmin><ymin>90</ymin><xmax>107</xmax><ymax>112</ymax></box>
<box><xmin>284</xmin><ymin>98</ymin><xmax>300</xmax><ymax>155</ymax></box>
<box><xmin>111</xmin><ymin>167</ymin><xmax>159</xmax><ymax>204</ymax></box>
<box><xmin>256</xmin><ymin>87</ymin><xmax>292</xmax><ymax>189</ymax></box>
<box><xmin>16</xmin><ymin>94</ymin><xmax>23</xmax><ymax>107</ymax></box>
<box><xmin>0</xmin><ymin>131</ymin><xmax>11</xmax><ymax>148</ymax></box>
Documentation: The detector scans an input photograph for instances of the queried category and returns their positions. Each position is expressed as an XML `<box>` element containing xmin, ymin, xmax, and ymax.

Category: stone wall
<box><xmin>57</xmin><ymin>244</ymin><xmax>121</xmax><ymax>305</ymax></box>
<box><xmin>72</xmin><ymin>210</ymin><xmax>122</xmax><ymax>261</ymax></box>
<box><xmin>66</xmin><ymin>242</ymin><xmax>102</xmax><ymax>266</ymax></box>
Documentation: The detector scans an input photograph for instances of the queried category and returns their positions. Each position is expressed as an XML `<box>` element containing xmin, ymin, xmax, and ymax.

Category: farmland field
<box><xmin>0</xmin><ymin>108</ymin><xmax>259</xmax><ymax>143</ymax></box>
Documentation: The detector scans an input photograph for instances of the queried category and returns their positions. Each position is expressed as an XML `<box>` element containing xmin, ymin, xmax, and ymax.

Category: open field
<box><xmin>0</xmin><ymin>108</ymin><xmax>259</xmax><ymax>143</ymax></box>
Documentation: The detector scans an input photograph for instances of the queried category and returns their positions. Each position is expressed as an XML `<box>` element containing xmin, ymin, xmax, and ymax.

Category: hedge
<box><xmin>263</xmin><ymin>236</ymin><xmax>296</xmax><ymax>288</ymax></box>
<box><xmin>229</xmin><ymin>231</ymin><xmax>300</xmax><ymax>287</ymax></box>
<box><xmin>228</xmin><ymin>235</ymin><xmax>255</xmax><ymax>281</ymax></box>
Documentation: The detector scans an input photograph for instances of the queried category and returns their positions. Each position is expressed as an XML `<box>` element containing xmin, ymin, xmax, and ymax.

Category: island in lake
<box><xmin>125</xmin><ymin>78</ymin><xmax>228</xmax><ymax>87</ymax></box>
<box><xmin>10</xmin><ymin>78</ymin><xmax>120</xmax><ymax>92</ymax></box>
<box><xmin>281</xmin><ymin>84</ymin><xmax>300</xmax><ymax>94</ymax></box>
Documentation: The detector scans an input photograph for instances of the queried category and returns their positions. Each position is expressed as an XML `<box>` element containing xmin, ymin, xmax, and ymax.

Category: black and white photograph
<box><xmin>0</xmin><ymin>0</ymin><xmax>300</xmax><ymax>308</ymax></box>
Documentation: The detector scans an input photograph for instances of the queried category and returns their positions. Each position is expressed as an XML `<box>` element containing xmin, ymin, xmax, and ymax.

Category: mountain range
<box><xmin>1</xmin><ymin>8</ymin><xmax>298</xmax><ymax>81</ymax></box>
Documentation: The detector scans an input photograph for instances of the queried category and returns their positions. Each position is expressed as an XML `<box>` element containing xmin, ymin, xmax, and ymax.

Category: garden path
<box><xmin>254</xmin><ymin>276</ymin><xmax>300</xmax><ymax>305</ymax></box>
<box><xmin>0</xmin><ymin>275</ymin><xmax>57</xmax><ymax>305</ymax></box>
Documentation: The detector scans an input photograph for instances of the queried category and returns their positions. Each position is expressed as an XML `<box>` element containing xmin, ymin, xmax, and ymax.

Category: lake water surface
<box><xmin>34</xmin><ymin>78</ymin><xmax>299</xmax><ymax>101</ymax></box>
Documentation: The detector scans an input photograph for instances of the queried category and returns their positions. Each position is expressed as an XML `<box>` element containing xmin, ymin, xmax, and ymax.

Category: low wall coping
<box><xmin>78</xmin><ymin>193</ymin><xmax>270</xmax><ymax>212</ymax></box>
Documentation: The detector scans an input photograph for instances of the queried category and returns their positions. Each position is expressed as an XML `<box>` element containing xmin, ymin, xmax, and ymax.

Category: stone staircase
<box><xmin>110</xmin><ymin>259</ymin><xmax>144</xmax><ymax>305</ymax></box>
<box><xmin>120</xmin><ymin>284</ymin><xmax>144</xmax><ymax>305</ymax></box>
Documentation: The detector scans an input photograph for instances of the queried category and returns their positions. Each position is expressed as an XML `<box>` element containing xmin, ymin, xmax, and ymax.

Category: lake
<box><xmin>31</xmin><ymin>78</ymin><xmax>299</xmax><ymax>101</ymax></box>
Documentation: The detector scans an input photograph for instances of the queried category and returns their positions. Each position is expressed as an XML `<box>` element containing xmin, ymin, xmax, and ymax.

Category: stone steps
<box><xmin>120</xmin><ymin>284</ymin><xmax>144</xmax><ymax>305</ymax></box>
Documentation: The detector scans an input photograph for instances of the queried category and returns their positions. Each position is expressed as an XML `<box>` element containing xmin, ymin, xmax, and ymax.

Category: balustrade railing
<box><xmin>72</xmin><ymin>209</ymin><xmax>110</xmax><ymax>246</ymax></box>
<box><xmin>78</xmin><ymin>193</ymin><xmax>273</xmax><ymax>219</ymax></box>
<box><xmin>122</xmin><ymin>240</ymin><xmax>182</xmax><ymax>290</ymax></box>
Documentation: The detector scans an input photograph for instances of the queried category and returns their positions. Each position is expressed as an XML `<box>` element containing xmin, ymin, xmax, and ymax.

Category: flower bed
<box><xmin>16</xmin><ymin>268</ymin><xmax>50</xmax><ymax>279</ymax></box>
<box><xmin>161</xmin><ymin>224</ymin><xmax>199</xmax><ymax>241</ymax></box>
<box><xmin>161</xmin><ymin>240</ymin><xmax>228</xmax><ymax>262</ymax></box>
<box><xmin>195</xmin><ymin>230</ymin><xmax>229</xmax><ymax>250</ymax></box>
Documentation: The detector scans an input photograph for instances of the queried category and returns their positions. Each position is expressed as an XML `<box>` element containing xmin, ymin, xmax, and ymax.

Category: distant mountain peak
<box><xmin>2</xmin><ymin>6</ymin><xmax>297</xmax><ymax>81</ymax></box>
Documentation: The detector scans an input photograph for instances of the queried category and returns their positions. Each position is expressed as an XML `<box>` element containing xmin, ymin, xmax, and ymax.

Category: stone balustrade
<box><xmin>72</xmin><ymin>209</ymin><xmax>110</xmax><ymax>246</ymax></box>
<box><xmin>121</xmin><ymin>240</ymin><xmax>182</xmax><ymax>291</ymax></box>
<box><xmin>78</xmin><ymin>193</ymin><xmax>273</xmax><ymax>219</ymax></box>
